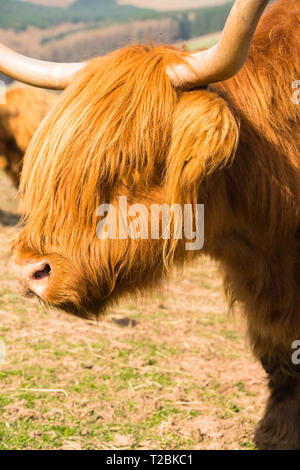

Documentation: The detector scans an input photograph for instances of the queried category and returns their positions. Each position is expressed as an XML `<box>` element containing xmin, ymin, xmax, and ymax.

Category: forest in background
<box><xmin>0</xmin><ymin>0</ymin><xmax>234</xmax><ymax>35</ymax></box>
<box><xmin>0</xmin><ymin>0</ymin><xmax>154</xmax><ymax>30</ymax></box>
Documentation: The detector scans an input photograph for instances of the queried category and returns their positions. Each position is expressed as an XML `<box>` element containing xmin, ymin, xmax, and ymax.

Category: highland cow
<box><xmin>0</xmin><ymin>0</ymin><xmax>299</xmax><ymax>449</ymax></box>
<box><xmin>0</xmin><ymin>86</ymin><xmax>56</xmax><ymax>188</ymax></box>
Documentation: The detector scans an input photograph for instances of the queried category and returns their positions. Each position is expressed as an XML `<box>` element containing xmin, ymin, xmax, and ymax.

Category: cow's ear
<box><xmin>165</xmin><ymin>89</ymin><xmax>239</xmax><ymax>205</ymax></box>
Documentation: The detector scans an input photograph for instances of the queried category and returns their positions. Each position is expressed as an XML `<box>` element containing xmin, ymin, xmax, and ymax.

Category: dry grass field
<box><xmin>0</xmin><ymin>170</ymin><xmax>267</xmax><ymax>450</ymax></box>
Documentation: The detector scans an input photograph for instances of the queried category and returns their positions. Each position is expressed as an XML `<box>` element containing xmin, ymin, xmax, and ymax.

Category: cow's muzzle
<box><xmin>12</xmin><ymin>259</ymin><xmax>51</xmax><ymax>299</ymax></box>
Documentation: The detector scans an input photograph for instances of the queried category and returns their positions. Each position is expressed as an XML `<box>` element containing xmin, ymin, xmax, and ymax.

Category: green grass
<box><xmin>0</xmin><ymin>170</ymin><xmax>263</xmax><ymax>449</ymax></box>
<box><xmin>0</xmin><ymin>313</ymin><xmax>258</xmax><ymax>449</ymax></box>
<box><xmin>178</xmin><ymin>31</ymin><xmax>221</xmax><ymax>50</ymax></box>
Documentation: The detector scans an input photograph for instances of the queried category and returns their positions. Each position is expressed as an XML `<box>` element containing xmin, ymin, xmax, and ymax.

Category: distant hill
<box><xmin>118</xmin><ymin>0</ymin><xmax>231</xmax><ymax>10</ymax></box>
<box><xmin>19</xmin><ymin>0</ymin><xmax>74</xmax><ymax>6</ymax></box>
<box><xmin>1</xmin><ymin>0</ymin><xmax>156</xmax><ymax>30</ymax></box>
<box><xmin>20</xmin><ymin>0</ymin><xmax>229</xmax><ymax>9</ymax></box>
<box><xmin>2</xmin><ymin>0</ymin><xmax>235</xmax><ymax>31</ymax></box>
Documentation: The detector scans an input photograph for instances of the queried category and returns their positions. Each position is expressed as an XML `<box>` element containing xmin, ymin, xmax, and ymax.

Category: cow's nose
<box><xmin>13</xmin><ymin>259</ymin><xmax>51</xmax><ymax>298</ymax></box>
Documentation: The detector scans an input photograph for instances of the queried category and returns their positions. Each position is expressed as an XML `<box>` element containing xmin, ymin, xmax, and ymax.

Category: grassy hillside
<box><xmin>19</xmin><ymin>0</ymin><xmax>74</xmax><ymax>5</ymax></box>
<box><xmin>23</xmin><ymin>0</ymin><xmax>229</xmax><ymax>8</ymax></box>
<box><xmin>0</xmin><ymin>0</ymin><xmax>155</xmax><ymax>30</ymax></box>
<box><xmin>1</xmin><ymin>0</ymin><xmax>235</xmax><ymax>31</ymax></box>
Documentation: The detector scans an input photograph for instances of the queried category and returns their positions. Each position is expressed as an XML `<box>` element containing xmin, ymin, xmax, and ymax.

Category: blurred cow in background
<box><xmin>0</xmin><ymin>86</ymin><xmax>56</xmax><ymax>187</ymax></box>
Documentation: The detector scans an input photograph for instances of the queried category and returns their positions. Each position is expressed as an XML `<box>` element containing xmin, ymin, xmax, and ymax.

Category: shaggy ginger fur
<box><xmin>14</xmin><ymin>0</ymin><xmax>300</xmax><ymax>449</ymax></box>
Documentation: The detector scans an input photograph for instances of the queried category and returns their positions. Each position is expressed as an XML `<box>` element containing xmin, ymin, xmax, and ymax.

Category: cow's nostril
<box><xmin>32</xmin><ymin>264</ymin><xmax>51</xmax><ymax>281</ymax></box>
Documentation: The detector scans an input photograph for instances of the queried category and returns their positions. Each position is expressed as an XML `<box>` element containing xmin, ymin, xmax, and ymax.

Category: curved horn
<box><xmin>0</xmin><ymin>43</ymin><xmax>85</xmax><ymax>90</ymax></box>
<box><xmin>168</xmin><ymin>0</ymin><xmax>269</xmax><ymax>88</ymax></box>
<box><xmin>0</xmin><ymin>0</ymin><xmax>268</xmax><ymax>90</ymax></box>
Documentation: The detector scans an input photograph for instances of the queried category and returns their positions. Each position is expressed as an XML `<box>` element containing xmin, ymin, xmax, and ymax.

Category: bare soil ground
<box><xmin>0</xmin><ymin>170</ymin><xmax>267</xmax><ymax>450</ymax></box>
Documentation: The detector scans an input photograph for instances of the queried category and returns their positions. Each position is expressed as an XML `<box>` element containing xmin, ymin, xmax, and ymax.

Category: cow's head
<box><xmin>2</xmin><ymin>0</ymin><xmax>268</xmax><ymax>318</ymax></box>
